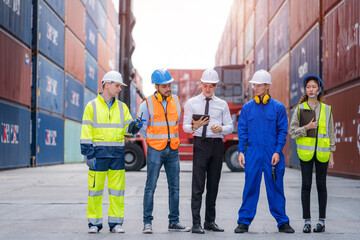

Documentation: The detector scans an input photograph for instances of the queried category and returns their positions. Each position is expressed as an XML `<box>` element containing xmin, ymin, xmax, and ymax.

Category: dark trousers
<box><xmin>191</xmin><ymin>137</ymin><xmax>224</xmax><ymax>225</ymax></box>
<box><xmin>300</xmin><ymin>155</ymin><xmax>328</xmax><ymax>219</ymax></box>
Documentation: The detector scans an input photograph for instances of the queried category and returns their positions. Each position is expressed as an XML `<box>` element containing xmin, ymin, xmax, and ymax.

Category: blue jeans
<box><xmin>143</xmin><ymin>145</ymin><xmax>180</xmax><ymax>224</ymax></box>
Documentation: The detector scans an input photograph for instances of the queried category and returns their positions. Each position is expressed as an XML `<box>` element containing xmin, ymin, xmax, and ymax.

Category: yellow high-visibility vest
<box><xmin>296</xmin><ymin>101</ymin><xmax>331</xmax><ymax>162</ymax></box>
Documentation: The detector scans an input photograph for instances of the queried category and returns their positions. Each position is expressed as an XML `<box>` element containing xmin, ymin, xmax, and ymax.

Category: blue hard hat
<box><xmin>151</xmin><ymin>69</ymin><xmax>174</xmax><ymax>84</ymax></box>
<box><xmin>303</xmin><ymin>75</ymin><xmax>324</xmax><ymax>94</ymax></box>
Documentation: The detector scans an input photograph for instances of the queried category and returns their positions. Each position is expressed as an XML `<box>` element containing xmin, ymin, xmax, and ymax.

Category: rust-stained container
<box><xmin>65</xmin><ymin>0</ymin><xmax>85</xmax><ymax>44</ymax></box>
<box><xmin>269</xmin><ymin>53</ymin><xmax>290</xmax><ymax>109</ymax></box>
<box><xmin>244</xmin><ymin>0</ymin><xmax>255</xmax><ymax>25</ymax></box>
<box><xmin>65</xmin><ymin>28</ymin><xmax>85</xmax><ymax>83</ymax></box>
<box><xmin>107</xmin><ymin>19</ymin><xmax>116</xmax><ymax>53</ymax></box>
<box><xmin>255</xmin><ymin>0</ymin><xmax>268</xmax><ymax>43</ymax></box>
<box><xmin>97</xmin><ymin>34</ymin><xmax>114</xmax><ymax>72</ymax></box>
<box><xmin>244</xmin><ymin>49</ymin><xmax>254</xmax><ymax>102</ymax></box>
<box><xmin>244</xmin><ymin>12</ymin><xmax>255</xmax><ymax>61</ymax></box>
<box><xmin>322</xmin><ymin>0</ymin><xmax>360</xmax><ymax>90</ymax></box>
<box><xmin>289</xmin><ymin>0</ymin><xmax>319</xmax><ymax>48</ymax></box>
<box><xmin>254</xmin><ymin>28</ymin><xmax>268</xmax><ymax>72</ymax></box>
<box><xmin>322</xmin><ymin>0</ymin><xmax>342</xmax><ymax>15</ymax></box>
<box><xmin>269</xmin><ymin>0</ymin><xmax>285</xmax><ymax>21</ymax></box>
<box><xmin>0</xmin><ymin>29</ymin><xmax>31</xmax><ymax>107</ymax></box>
<box><xmin>237</xmin><ymin>0</ymin><xmax>244</xmax><ymax>39</ymax></box>
<box><xmin>325</xmin><ymin>83</ymin><xmax>360</xmax><ymax>178</ymax></box>
<box><xmin>237</xmin><ymin>32</ymin><xmax>244</xmax><ymax>65</ymax></box>
<box><xmin>97</xmin><ymin>65</ymin><xmax>106</xmax><ymax>93</ymax></box>
<box><xmin>269</xmin><ymin>0</ymin><xmax>289</xmax><ymax>67</ymax></box>
<box><xmin>107</xmin><ymin>0</ymin><xmax>117</xmax><ymax>28</ymax></box>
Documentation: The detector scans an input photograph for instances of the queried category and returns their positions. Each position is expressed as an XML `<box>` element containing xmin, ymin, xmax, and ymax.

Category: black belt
<box><xmin>194</xmin><ymin>136</ymin><xmax>223</xmax><ymax>142</ymax></box>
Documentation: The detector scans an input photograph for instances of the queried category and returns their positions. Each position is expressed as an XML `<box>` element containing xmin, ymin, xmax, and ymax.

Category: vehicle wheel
<box><xmin>225</xmin><ymin>145</ymin><xmax>244</xmax><ymax>172</ymax></box>
<box><xmin>124</xmin><ymin>142</ymin><xmax>145</xmax><ymax>171</ymax></box>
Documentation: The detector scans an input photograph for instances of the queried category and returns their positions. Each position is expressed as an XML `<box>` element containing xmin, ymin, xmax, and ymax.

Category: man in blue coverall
<box><xmin>234</xmin><ymin>70</ymin><xmax>295</xmax><ymax>234</ymax></box>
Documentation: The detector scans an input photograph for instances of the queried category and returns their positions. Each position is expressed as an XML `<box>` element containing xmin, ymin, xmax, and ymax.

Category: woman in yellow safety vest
<box><xmin>289</xmin><ymin>75</ymin><xmax>336</xmax><ymax>234</ymax></box>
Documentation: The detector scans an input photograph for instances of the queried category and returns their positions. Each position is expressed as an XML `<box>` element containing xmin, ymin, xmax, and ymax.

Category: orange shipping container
<box><xmin>269</xmin><ymin>53</ymin><xmax>290</xmax><ymax>109</ymax></box>
<box><xmin>98</xmin><ymin>34</ymin><xmax>115</xmax><ymax>72</ymax></box>
<box><xmin>65</xmin><ymin>0</ymin><xmax>85</xmax><ymax>44</ymax></box>
<box><xmin>107</xmin><ymin>0</ymin><xmax>117</xmax><ymax>28</ymax></box>
<box><xmin>97</xmin><ymin>65</ymin><xmax>106</xmax><ymax>93</ymax></box>
<box><xmin>107</xmin><ymin>19</ymin><xmax>116</xmax><ymax>53</ymax></box>
<box><xmin>65</xmin><ymin>28</ymin><xmax>85</xmax><ymax>83</ymax></box>
<box><xmin>244</xmin><ymin>49</ymin><xmax>254</xmax><ymax>102</ymax></box>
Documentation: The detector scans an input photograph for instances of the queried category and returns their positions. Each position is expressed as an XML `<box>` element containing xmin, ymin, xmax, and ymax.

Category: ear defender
<box><xmin>254</xmin><ymin>94</ymin><xmax>271</xmax><ymax>104</ymax></box>
<box><xmin>156</xmin><ymin>92</ymin><xmax>171</xmax><ymax>102</ymax></box>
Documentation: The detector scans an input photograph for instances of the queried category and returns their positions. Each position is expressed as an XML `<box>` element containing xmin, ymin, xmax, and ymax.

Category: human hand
<box><xmin>210</xmin><ymin>125</ymin><xmax>222</xmax><ymax>134</ymax></box>
<box><xmin>192</xmin><ymin>116</ymin><xmax>210</xmax><ymax>130</ymax></box>
<box><xmin>137</xmin><ymin>119</ymin><xmax>146</xmax><ymax>128</ymax></box>
<box><xmin>86</xmin><ymin>157</ymin><xmax>96</xmax><ymax>169</ymax></box>
<box><xmin>238</xmin><ymin>153</ymin><xmax>245</xmax><ymax>168</ymax></box>
<box><xmin>271</xmin><ymin>153</ymin><xmax>280</xmax><ymax>165</ymax></box>
<box><xmin>305</xmin><ymin>118</ymin><xmax>318</xmax><ymax>130</ymax></box>
<box><xmin>329</xmin><ymin>152</ymin><xmax>334</xmax><ymax>168</ymax></box>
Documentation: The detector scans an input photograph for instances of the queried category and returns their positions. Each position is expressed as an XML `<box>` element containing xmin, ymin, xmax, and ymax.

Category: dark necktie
<box><xmin>202</xmin><ymin>98</ymin><xmax>211</xmax><ymax>139</ymax></box>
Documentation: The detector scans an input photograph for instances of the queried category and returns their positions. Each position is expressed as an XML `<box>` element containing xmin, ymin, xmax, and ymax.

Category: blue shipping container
<box><xmin>65</xmin><ymin>74</ymin><xmax>84</xmax><ymax>122</ymax></box>
<box><xmin>35</xmin><ymin>110</ymin><xmax>64</xmax><ymax>165</ymax></box>
<box><xmin>0</xmin><ymin>100</ymin><xmax>31</xmax><ymax>169</ymax></box>
<box><xmin>44</xmin><ymin>0</ymin><xmax>65</xmax><ymax>21</ymax></box>
<box><xmin>64</xmin><ymin>119</ymin><xmax>83</xmax><ymax>163</ymax></box>
<box><xmin>37</xmin><ymin>54</ymin><xmax>64</xmax><ymax>115</ymax></box>
<box><xmin>290</xmin><ymin>24</ymin><xmax>320</xmax><ymax>107</ymax></box>
<box><xmin>269</xmin><ymin>1</ymin><xmax>289</xmax><ymax>67</ymax></box>
<box><xmin>85</xmin><ymin>14</ymin><xmax>98</xmax><ymax>60</ymax></box>
<box><xmin>99</xmin><ymin>0</ymin><xmax>107</xmax><ymax>12</ymax></box>
<box><xmin>85</xmin><ymin>51</ymin><xmax>98</xmax><ymax>93</ymax></box>
<box><xmin>97</xmin><ymin>2</ymin><xmax>107</xmax><ymax>42</ymax></box>
<box><xmin>37</xmin><ymin>0</ymin><xmax>65</xmax><ymax>68</ymax></box>
<box><xmin>84</xmin><ymin>87</ymin><xmax>97</xmax><ymax>106</ymax></box>
<box><xmin>130</xmin><ymin>82</ymin><xmax>137</xmax><ymax>119</ymax></box>
<box><xmin>83</xmin><ymin>0</ymin><xmax>98</xmax><ymax>28</ymax></box>
<box><xmin>254</xmin><ymin>29</ymin><xmax>268</xmax><ymax>72</ymax></box>
<box><xmin>0</xmin><ymin>0</ymin><xmax>31</xmax><ymax>46</ymax></box>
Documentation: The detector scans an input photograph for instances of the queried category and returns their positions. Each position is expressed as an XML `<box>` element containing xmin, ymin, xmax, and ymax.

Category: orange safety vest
<box><xmin>145</xmin><ymin>94</ymin><xmax>181</xmax><ymax>150</ymax></box>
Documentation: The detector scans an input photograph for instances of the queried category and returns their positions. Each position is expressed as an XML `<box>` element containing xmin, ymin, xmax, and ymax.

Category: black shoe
<box><xmin>191</xmin><ymin>224</ymin><xmax>205</xmax><ymax>234</ymax></box>
<box><xmin>278</xmin><ymin>222</ymin><xmax>295</xmax><ymax>233</ymax></box>
<box><xmin>303</xmin><ymin>223</ymin><xmax>311</xmax><ymax>233</ymax></box>
<box><xmin>204</xmin><ymin>222</ymin><xmax>224</xmax><ymax>232</ymax></box>
<box><xmin>234</xmin><ymin>223</ymin><xmax>249</xmax><ymax>233</ymax></box>
<box><xmin>313</xmin><ymin>223</ymin><xmax>325</xmax><ymax>232</ymax></box>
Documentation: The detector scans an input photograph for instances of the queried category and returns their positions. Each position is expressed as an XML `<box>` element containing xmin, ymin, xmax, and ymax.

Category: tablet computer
<box><xmin>192</xmin><ymin>114</ymin><xmax>210</xmax><ymax>121</ymax></box>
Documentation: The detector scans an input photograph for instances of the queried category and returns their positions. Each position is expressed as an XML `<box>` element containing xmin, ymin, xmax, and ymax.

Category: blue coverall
<box><xmin>237</xmin><ymin>98</ymin><xmax>290</xmax><ymax>227</ymax></box>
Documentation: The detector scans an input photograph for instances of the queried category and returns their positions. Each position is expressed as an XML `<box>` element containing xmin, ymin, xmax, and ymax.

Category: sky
<box><xmin>113</xmin><ymin>0</ymin><xmax>234</xmax><ymax>96</ymax></box>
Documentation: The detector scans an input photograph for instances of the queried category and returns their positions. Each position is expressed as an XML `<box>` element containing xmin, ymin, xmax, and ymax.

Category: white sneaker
<box><xmin>111</xmin><ymin>224</ymin><xmax>125</xmax><ymax>233</ymax></box>
<box><xmin>88</xmin><ymin>226</ymin><xmax>98</xmax><ymax>233</ymax></box>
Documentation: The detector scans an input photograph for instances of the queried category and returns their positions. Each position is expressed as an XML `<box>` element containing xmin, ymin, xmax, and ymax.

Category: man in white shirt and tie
<box><xmin>183</xmin><ymin>69</ymin><xmax>234</xmax><ymax>234</ymax></box>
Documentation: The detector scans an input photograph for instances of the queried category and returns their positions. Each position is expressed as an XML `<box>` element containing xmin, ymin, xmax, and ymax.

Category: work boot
<box><xmin>143</xmin><ymin>224</ymin><xmax>153</xmax><ymax>234</ymax></box>
<box><xmin>278</xmin><ymin>222</ymin><xmax>295</xmax><ymax>233</ymax></box>
<box><xmin>88</xmin><ymin>226</ymin><xmax>98</xmax><ymax>233</ymax></box>
<box><xmin>111</xmin><ymin>224</ymin><xmax>124</xmax><ymax>233</ymax></box>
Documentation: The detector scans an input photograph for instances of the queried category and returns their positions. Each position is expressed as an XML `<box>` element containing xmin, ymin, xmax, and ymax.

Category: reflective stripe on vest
<box><xmin>295</xmin><ymin>102</ymin><xmax>331</xmax><ymax>162</ymax></box>
<box><xmin>91</xmin><ymin>100</ymin><xmax>126</xmax><ymax>129</ymax></box>
<box><xmin>146</xmin><ymin>94</ymin><xmax>181</xmax><ymax>150</ymax></box>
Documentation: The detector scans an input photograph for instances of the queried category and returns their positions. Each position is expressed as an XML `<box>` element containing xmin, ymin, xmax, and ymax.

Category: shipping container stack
<box><xmin>215</xmin><ymin>0</ymin><xmax>360</xmax><ymax>178</ymax></box>
<box><xmin>0</xmin><ymin>1</ymin><xmax>32</xmax><ymax>169</ymax></box>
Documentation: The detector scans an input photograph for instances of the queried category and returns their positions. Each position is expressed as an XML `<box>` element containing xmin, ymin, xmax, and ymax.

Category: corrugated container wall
<box><xmin>65</xmin><ymin>74</ymin><xmax>84</xmax><ymax>122</ymax></box>
<box><xmin>64</xmin><ymin>119</ymin><xmax>83</xmax><ymax>163</ymax></box>
<box><xmin>0</xmin><ymin>0</ymin><xmax>31</xmax><ymax>46</ymax></box>
<box><xmin>237</xmin><ymin>32</ymin><xmax>244</xmax><ymax>65</ymax></box>
<box><xmin>34</xmin><ymin>110</ymin><xmax>64</xmax><ymax>166</ymax></box>
<box><xmin>83</xmin><ymin>0</ymin><xmax>98</xmax><ymax>27</ymax></box>
<box><xmin>44</xmin><ymin>0</ymin><xmax>65</xmax><ymax>21</ymax></box>
<box><xmin>322</xmin><ymin>0</ymin><xmax>360</xmax><ymax>90</ymax></box>
<box><xmin>84</xmin><ymin>87</ymin><xmax>97</xmax><ymax>105</ymax></box>
<box><xmin>254</xmin><ymin>29</ymin><xmax>268</xmax><ymax>71</ymax></box>
<box><xmin>244</xmin><ymin>49</ymin><xmax>254</xmax><ymax>101</ymax></box>
<box><xmin>65</xmin><ymin>0</ymin><xmax>86</xmax><ymax>44</ymax></box>
<box><xmin>269</xmin><ymin>53</ymin><xmax>290</xmax><ymax>109</ymax></box>
<box><xmin>85</xmin><ymin>51</ymin><xmax>98</xmax><ymax>94</ymax></box>
<box><xmin>0</xmin><ymin>30</ymin><xmax>31</xmax><ymax>107</ymax></box>
<box><xmin>269</xmin><ymin>0</ymin><xmax>285</xmax><ymax>21</ymax></box>
<box><xmin>244</xmin><ymin>0</ymin><xmax>255</xmax><ymax>25</ymax></box>
<box><xmin>326</xmin><ymin>84</ymin><xmax>360</xmax><ymax>178</ymax></box>
<box><xmin>269</xmin><ymin>1</ymin><xmax>289</xmax><ymax>67</ymax></box>
<box><xmin>0</xmin><ymin>100</ymin><xmax>31</xmax><ymax>169</ymax></box>
<box><xmin>36</xmin><ymin>54</ymin><xmax>64</xmax><ymax>115</ymax></box>
<box><xmin>37</xmin><ymin>0</ymin><xmax>65</xmax><ymax>68</ymax></box>
<box><xmin>290</xmin><ymin>24</ymin><xmax>320</xmax><ymax>107</ymax></box>
<box><xmin>97</xmin><ymin>1</ymin><xmax>107</xmax><ymax>42</ymax></box>
<box><xmin>244</xmin><ymin>13</ymin><xmax>255</xmax><ymax>60</ymax></box>
<box><xmin>237</xmin><ymin>0</ymin><xmax>244</xmax><ymax>40</ymax></box>
<box><xmin>255</xmin><ymin>0</ymin><xmax>268</xmax><ymax>43</ymax></box>
<box><xmin>289</xmin><ymin>0</ymin><xmax>319</xmax><ymax>48</ymax></box>
<box><xmin>322</xmin><ymin>0</ymin><xmax>342</xmax><ymax>15</ymax></box>
<box><xmin>107</xmin><ymin>0</ymin><xmax>117</xmax><ymax>28</ymax></box>
<box><xmin>107</xmin><ymin>19</ymin><xmax>116</xmax><ymax>53</ymax></box>
<box><xmin>97</xmin><ymin>65</ymin><xmax>106</xmax><ymax>93</ymax></box>
<box><xmin>85</xmin><ymin>14</ymin><xmax>98</xmax><ymax>60</ymax></box>
<box><xmin>65</xmin><ymin>28</ymin><xmax>85</xmax><ymax>83</ymax></box>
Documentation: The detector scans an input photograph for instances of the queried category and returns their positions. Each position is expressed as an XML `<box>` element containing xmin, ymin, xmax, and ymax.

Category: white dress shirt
<box><xmin>183</xmin><ymin>92</ymin><xmax>233</xmax><ymax>138</ymax></box>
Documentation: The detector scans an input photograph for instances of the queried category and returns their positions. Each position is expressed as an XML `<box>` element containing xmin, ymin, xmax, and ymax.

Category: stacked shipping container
<box><xmin>216</xmin><ymin>0</ymin><xmax>360</xmax><ymax>178</ymax></box>
<box><xmin>0</xmin><ymin>0</ymin><xmax>121</xmax><ymax>169</ymax></box>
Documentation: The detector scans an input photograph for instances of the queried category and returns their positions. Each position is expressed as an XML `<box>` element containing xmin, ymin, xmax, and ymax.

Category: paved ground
<box><xmin>0</xmin><ymin>162</ymin><xmax>359</xmax><ymax>240</ymax></box>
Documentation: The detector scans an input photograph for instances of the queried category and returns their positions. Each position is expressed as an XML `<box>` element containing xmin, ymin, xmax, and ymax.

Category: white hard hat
<box><xmin>102</xmin><ymin>71</ymin><xmax>127</xmax><ymax>86</ymax></box>
<box><xmin>200</xmin><ymin>69</ymin><xmax>219</xmax><ymax>83</ymax></box>
<box><xmin>249</xmin><ymin>69</ymin><xmax>272</xmax><ymax>84</ymax></box>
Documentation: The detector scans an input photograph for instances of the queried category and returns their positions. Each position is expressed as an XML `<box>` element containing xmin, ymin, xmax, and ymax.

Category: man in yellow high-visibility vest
<box><xmin>80</xmin><ymin>71</ymin><xmax>143</xmax><ymax>234</ymax></box>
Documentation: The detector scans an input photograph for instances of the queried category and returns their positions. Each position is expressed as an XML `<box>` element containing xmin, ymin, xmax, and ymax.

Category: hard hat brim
<box><xmin>154</xmin><ymin>78</ymin><xmax>174</xmax><ymax>85</ymax></box>
<box><xmin>249</xmin><ymin>80</ymin><xmax>272</xmax><ymax>84</ymax></box>
<box><xmin>200</xmin><ymin>79</ymin><xmax>219</xmax><ymax>83</ymax></box>
<box><xmin>102</xmin><ymin>80</ymin><xmax>128</xmax><ymax>86</ymax></box>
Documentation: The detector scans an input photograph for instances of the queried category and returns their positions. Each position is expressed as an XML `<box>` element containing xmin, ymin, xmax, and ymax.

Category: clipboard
<box><xmin>299</xmin><ymin>109</ymin><xmax>316</xmax><ymax>138</ymax></box>
<box><xmin>192</xmin><ymin>114</ymin><xmax>210</xmax><ymax>121</ymax></box>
